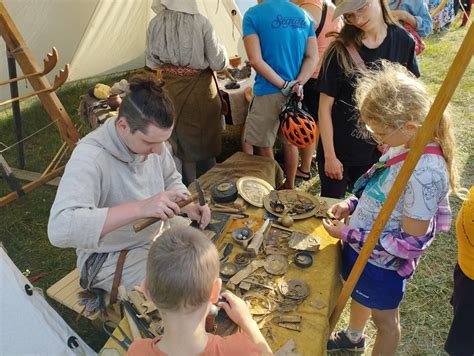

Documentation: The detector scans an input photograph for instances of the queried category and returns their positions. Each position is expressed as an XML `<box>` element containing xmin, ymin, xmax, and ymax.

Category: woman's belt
<box><xmin>161</xmin><ymin>64</ymin><xmax>203</xmax><ymax>77</ymax></box>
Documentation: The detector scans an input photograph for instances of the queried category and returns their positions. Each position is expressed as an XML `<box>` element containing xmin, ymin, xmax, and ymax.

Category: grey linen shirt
<box><xmin>146</xmin><ymin>10</ymin><xmax>228</xmax><ymax>71</ymax></box>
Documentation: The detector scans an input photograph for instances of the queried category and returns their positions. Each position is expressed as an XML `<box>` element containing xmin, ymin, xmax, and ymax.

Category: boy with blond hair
<box><xmin>128</xmin><ymin>225</ymin><xmax>273</xmax><ymax>355</ymax></box>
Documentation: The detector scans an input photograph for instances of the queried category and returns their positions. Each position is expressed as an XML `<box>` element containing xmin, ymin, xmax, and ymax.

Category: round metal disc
<box><xmin>264</xmin><ymin>255</ymin><xmax>288</xmax><ymax>275</ymax></box>
<box><xmin>294</xmin><ymin>252</ymin><xmax>313</xmax><ymax>268</ymax></box>
<box><xmin>234</xmin><ymin>252</ymin><xmax>251</xmax><ymax>267</ymax></box>
<box><xmin>217</xmin><ymin>182</ymin><xmax>233</xmax><ymax>192</ymax></box>
<box><xmin>220</xmin><ymin>262</ymin><xmax>238</xmax><ymax>279</ymax></box>
<box><xmin>279</xmin><ymin>278</ymin><xmax>310</xmax><ymax>300</ymax></box>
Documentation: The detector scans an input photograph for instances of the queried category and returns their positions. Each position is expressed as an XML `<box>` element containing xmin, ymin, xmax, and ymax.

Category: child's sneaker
<box><xmin>327</xmin><ymin>329</ymin><xmax>365</xmax><ymax>353</ymax></box>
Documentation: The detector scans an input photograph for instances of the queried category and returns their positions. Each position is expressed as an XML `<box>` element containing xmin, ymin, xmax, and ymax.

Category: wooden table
<box><xmin>103</xmin><ymin>198</ymin><xmax>342</xmax><ymax>355</ymax></box>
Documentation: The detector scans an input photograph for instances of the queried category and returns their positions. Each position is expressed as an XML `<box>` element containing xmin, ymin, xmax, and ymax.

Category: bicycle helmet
<box><xmin>279</xmin><ymin>94</ymin><xmax>318</xmax><ymax>148</ymax></box>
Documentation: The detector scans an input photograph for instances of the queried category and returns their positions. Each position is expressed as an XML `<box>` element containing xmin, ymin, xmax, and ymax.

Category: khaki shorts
<box><xmin>243</xmin><ymin>92</ymin><xmax>287</xmax><ymax>148</ymax></box>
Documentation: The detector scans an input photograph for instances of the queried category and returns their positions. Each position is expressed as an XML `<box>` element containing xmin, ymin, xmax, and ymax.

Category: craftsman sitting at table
<box><xmin>47</xmin><ymin>73</ymin><xmax>211</xmax><ymax>297</ymax></box>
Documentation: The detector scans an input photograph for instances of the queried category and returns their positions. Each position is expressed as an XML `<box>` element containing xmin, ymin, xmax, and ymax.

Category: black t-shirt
<box><xmin>316</xmin><ymin>25</ymin><xmax>419</xmax><ymax>166</ymax></box>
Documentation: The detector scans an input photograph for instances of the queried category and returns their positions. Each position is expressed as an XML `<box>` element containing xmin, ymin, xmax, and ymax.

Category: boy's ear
<box><xmin>209</xmin><ymin>278</ymin><xmax>222</xmax><ymax>303</ymax></box>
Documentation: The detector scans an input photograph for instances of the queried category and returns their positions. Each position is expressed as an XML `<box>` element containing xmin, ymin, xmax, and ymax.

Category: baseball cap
<box><xmin>332</xmin><ymin>0</ymin><xmax>369</xmax><ymax>20</ymax></box>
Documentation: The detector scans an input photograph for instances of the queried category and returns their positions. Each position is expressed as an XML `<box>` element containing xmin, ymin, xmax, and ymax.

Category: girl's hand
<box><xmin>325</xmin><ymin>157</ymin><xmax>343</xmax><ymax>180</ymax></box>
<box><xmin>328</xmin><ymin>202</ymin><xmax>351</xmax><ymax>220</ymax></box>
<box><xmin>322</xmin><ymin>218</ymin><xmax>347</xmax><ymax>239</ymax></box>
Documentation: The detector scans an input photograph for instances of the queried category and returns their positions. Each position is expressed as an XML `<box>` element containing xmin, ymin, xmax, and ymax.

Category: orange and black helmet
<box><xmin>279</xmin><ymin>94</ymin><xmax>318</xmax><ymax>148</ymax></box>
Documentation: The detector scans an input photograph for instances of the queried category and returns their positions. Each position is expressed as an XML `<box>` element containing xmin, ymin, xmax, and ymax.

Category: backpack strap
<box><xmin>384</xmin><ymin>146</ymin><xmax>444</xmax><ymax>167</ymax></box>
<box><xmin>345</xmin><ymin>44</ymin><xmax>367</xmax><ymax>71</ymax></box>
<box><xmin>315</xmin><ymin>0</ymin><xmax>328</xmax><ymax>37</ymax></box>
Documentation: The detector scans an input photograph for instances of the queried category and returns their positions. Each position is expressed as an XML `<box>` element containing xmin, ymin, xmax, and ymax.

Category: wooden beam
<box><xmin>329</xmin><ymin>23</ymin><xmax>474</xmax><ymax>332</ymax></box>
<box><xmin>11</xmin><ymin>168</ymin><xmax>61</xmax><ymax>186</ymax></box>
<box><xmin>0</xmin><ymin>166</ymin><xmax>64</xmax><ymax>206</ymax></box>
<box><xmin>0</xmin><ymin>3</ymin><xmax>80</xmax><ymax>150</ymax></box>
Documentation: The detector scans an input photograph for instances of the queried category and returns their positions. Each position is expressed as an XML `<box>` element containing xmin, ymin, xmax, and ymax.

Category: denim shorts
<box><xmin>342</xmin><ymin>243</ymin><xmax>406</xmax><ymax>310</ymax></box>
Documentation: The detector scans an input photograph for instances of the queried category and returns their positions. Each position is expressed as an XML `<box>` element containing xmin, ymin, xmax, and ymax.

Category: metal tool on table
<box><xmin>219</xmin><ymin>242</ymin><xmax>234</xmax><ymax>263</ymax></box>
<box><xmin>103</xmin><ymin>320</ymin><xmax>132</xmax><ymax>352</ymax></box>
<box><xmin>118</xmin><ymin>286</ymin><xmax>141</xmax><ymax>341</ymax></box>
<box><xmin>133</xmin><ymin>192</ymin><xmax>199</xmax><ymax>232</ymax></box>
<box><xmin>195</xmin><ymin>178</ymin><xmax>206</xmax><ymax>207</ymax></box>
<box><xmin>121</xmin><ymin>299</ymin><xmax>156</xmax><ymax>339</ymax></box>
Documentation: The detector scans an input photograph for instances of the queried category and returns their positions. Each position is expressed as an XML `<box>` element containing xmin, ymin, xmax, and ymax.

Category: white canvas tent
<box><xmin>0</xmin><ymin>0</ymin><xmax>246</xmax><ymax>102</ymax></box>
<box><xmin>0</xmin><ymin>247</ymin><xmax>95</xmax><ymax>355</ymax></box>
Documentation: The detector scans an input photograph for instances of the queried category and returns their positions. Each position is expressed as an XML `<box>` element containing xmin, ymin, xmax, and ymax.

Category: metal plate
<box><xmin>220</xmin><ymin>262</ymin><xmax>238</xmax><ymax>279</ymax></box>
<box><xmin>279</xmin><ymin>278</ymin><xmax>310</xmax><ymax>300</ymax></box>
<box><xmin>264</xmin><ymin>254</ymin><xmax>288</xmax><ymax>275</ymax></box>
<box><xmin>236</xmin><ymin>176</ymin><xmax>274</xmax><ymax>208</ymax></box>
<box><xmin>294</xmin><ymin>252</ymin><xmax>313</xmax><ymax>268</ymax></box>
<box><xmin>263</xmin><ymin>189</ymin><xmax>327</xmax><ymax>220</ymax></box>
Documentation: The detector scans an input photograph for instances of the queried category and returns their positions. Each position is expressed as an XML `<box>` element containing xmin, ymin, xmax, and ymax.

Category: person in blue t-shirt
<box><xmin>388</xmin><ymin>0</ymin><xmax>433</xmax><ymax>37</ymax></box>
<box><xmin>242</xmin><ymin>0</ymin><xmax>318</xmax><ymax>189</ymax></box>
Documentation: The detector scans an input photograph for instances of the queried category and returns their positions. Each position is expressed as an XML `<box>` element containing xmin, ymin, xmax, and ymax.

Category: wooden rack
<box><xmin>0</xmin><ymin>3</ymin><xmax>80</xmax><ymax>206</ymax></box>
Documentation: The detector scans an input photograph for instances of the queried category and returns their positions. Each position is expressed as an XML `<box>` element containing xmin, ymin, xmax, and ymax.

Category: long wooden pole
<box><xmin>329</xmin><ymin>23</ymin><xmax>474</xmax><ymax>332</ymax></box>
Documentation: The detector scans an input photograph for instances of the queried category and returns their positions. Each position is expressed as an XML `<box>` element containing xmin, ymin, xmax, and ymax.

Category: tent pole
<box><xmin>329</xmin><ymin>23</ymin><xmax>474</xmax><ymax>333</ymax></box>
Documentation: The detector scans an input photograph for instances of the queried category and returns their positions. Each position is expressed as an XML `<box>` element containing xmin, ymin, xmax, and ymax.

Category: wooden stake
<box><xmin>329</xmin><ymin>23</ymin><xmax>474</xmax><ymax>332</ymax></box>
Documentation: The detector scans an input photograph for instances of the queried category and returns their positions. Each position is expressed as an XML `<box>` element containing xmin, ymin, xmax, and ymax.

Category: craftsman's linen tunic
<box><xmin>146</xmin><ymin>9</ymin><xmax>229</xmax><ymax>162</ymax></box>
<box><xmin>146</xmin><ymin>10</ymin><xmax>227</xmax><ymax>71</ymax></box>
<box><xmin>48</xmin><ymin>117</ymin><xmax>189</xmax><ymax>291</ymax></box>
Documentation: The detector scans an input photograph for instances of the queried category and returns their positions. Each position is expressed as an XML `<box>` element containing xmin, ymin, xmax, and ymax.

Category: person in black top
<box><xmin>316</xmin><ymin>0</ymin><xmax>419</xmax><ymax>199</ymax></box>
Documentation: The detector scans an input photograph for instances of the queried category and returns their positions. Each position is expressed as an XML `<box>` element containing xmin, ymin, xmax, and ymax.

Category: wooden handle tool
<box><xmin>247</xmin><ymin>218</ymin><xmax>271</xmax><ymax>256</ymax></box>
<box><xmin>133</xmin><ymin>193</ymin><xmax>198</xmax><ymax>232</ymax></box>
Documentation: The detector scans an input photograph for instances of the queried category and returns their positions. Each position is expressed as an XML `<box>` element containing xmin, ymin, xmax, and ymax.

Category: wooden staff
<box><xmin>329</xmin><ymin>23</ymin><xmax>474</xmax><ymax>332</ymax></box>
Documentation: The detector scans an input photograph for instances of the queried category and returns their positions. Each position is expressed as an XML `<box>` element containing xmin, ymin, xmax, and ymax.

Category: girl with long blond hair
<box><xmin>323</xmin><ymin>61</ymin><xmax>456</xmax><ymax>354</ymax></box>
<box><xmin>316</xmin><ymin>0</ymin><xmax>419</xmax><ymax>199</ymax></box>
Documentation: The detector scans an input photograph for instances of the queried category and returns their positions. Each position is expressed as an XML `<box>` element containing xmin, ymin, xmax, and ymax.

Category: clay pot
<box><xmin>107</xmin><ymin>94</ymin><xmax>122</xmax><ymax>110</ymax></box>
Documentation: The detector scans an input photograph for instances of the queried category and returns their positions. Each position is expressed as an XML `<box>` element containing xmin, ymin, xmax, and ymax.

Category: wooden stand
<box><xmin>0</xmin><ymin>3</ymin><xmax>80</xmax><ymax>206</ymax></box>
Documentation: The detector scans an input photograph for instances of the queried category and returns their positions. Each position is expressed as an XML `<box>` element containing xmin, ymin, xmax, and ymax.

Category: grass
<box><xmin>1</xmin><ymin>22</ymin><xmax>473</xmax><ymax>354</ymax></box>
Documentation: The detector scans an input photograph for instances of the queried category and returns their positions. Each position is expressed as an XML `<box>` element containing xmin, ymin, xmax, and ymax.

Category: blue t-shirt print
<box><xmin>270</xmin><ymin>14</ymin><xmax>311</xmax><ymax>29</ymax></box>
